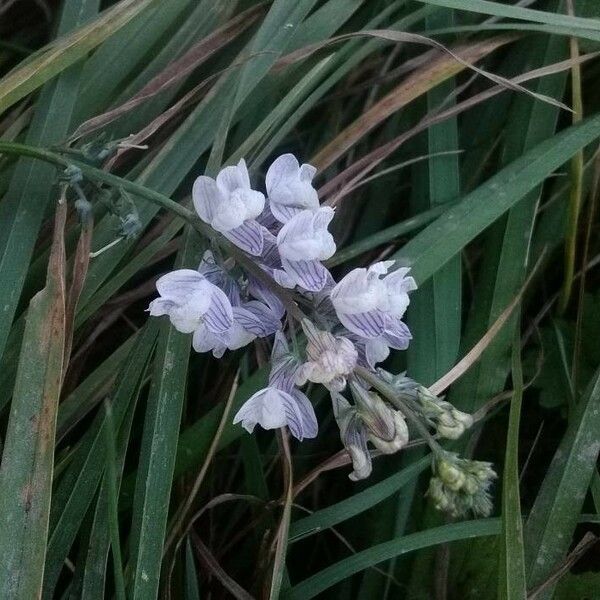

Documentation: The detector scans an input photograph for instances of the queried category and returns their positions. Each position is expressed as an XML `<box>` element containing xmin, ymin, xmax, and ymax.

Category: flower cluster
<box><xmin>148</xmin><ymin>154</ymin><xmax>494</xmax><ymax>517</ymax></box>
<box><xmin>428</xmin><ymin>453</ymin><xmax>497</xmax><ymax>517</ymax></box>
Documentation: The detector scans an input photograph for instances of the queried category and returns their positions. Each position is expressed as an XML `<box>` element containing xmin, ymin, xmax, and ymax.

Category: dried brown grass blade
<box><xmin>321</xmin><ymin>51</ymin><xmax>598</xmax><ymax>205</ymax></box>
<box><xmin>429</xmin><ymin>251</ymin><xmax>547</xmax><ymax>396</ymax></box>
<box><xmin>311</xmin><ymin>36</ymin><xmax>512</xmax><ymax>171</ymax></box>
<box><xmin>71</xmin><ymin>3</ymin><xmax>265</xmax><ymax>141</ymax></box>
<box><xmin>63</xmin><ymin>207</ymin><xmax>93</xmax><ymax>374</ymax></box>
<box><xmin>189</xmin><ymin>531</ymin><xmax>255</xmax><ymax>600</ymax></box>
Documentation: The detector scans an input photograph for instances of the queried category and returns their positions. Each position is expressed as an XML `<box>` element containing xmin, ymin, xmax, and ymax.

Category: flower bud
<box><xmin>349</xmin><ymin>381</ymin><xmax>409</xmax><ymax>454</ymax></box>
<box><xmin>429</xmin><ymin>453</ymin><xmax>497</xmax><ymax>518</ymax></box>
<box><xmin>437</xmin><ymin>458</ymin><xmax>466</xmax><ymax>491</ymax></box>
<box><xmin>331</xmin><ymin>392</ymin><xmax>372</xmax><ymax>481</ymax></box>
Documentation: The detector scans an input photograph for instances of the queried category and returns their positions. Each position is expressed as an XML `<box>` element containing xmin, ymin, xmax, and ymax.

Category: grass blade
<box><xmin>395</xmin><ymin>112</ymin><xmax>600</xmax><ymax>285</ymax></box>
<box><xmin>283</xmin><ymin>519</ymin><xmax>501</xmax><ymax>600</ymax></box>
<box><xmin>415</xmin><ymin>0</ymin><xmax>600</xmax><ymax>31</ymax></box>
<box><xmin>289</xmin><ymin>456</ymin><xmax>430</xmax><ymax>542</ymax></box>
<box><xmin>0</xmin><ymin>0</ymin><xmax>100</xmax><ymax>363</ymax></box>
<box><xmin>524</xmin><ymin>366</ymin><xmax>600</xmax><ymax>598</ymax></box>
<box><xmin>498</xmin><ymin>332</ymin><xmax>527</xmax><ymax>600</ymax></box>
<box><xmin>0</xmin><ymin>0</ymin><xmax>158</xmax><ymax>114</ymax></box>
<box><xmin>0</xmin><ymin>198</ymin><xmax>66</xmax><ymax>598</ymax></box>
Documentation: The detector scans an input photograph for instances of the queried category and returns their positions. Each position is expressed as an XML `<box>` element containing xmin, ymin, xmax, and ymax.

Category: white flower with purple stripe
<box><xmin>148</xmin><ymin>269</ymin><xmax>233</xmax><ymax>335</ymax></box>
<box><xmin>277</xmin><ymin>207</ymin><xmax>336</xmax><ymax>292</ymax></box>
<box><xmin>193</xmin><ymin>159</ymin><xmax>266</xmax><ymax>255</ymax></box>
<box><xmin>233</xmin><ymin>332</ymin><xmax>318</xmax><ymax>440</ymax></box>
<box><xmin>295</xmin><ymin>320</ymin><xmax>357</xmax><ymax>392</ymax></box>
<box><xmin>330</xmin><ymin>262</ymin><xmax>416</xmax><ymax>367</ymax></box>
<box><xmin>266</xmin><ymin>153</ymin><xmax>319</xmax><ymax>223</ymax></box>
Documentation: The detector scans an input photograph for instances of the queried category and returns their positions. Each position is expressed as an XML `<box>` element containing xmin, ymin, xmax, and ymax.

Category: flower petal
<box><xmin>192</xmin><ymin>176</ymin><xmax>222</xmax><ymax>224</ymax></box>
<box><xmin>281</xmin><ymin>258</ymin><xmax>329</xmax><ymax>292</ymax></box>
<box><xmin>155</xmin><ymin>269</ymin><xmax>206</xmax><ymax>302</ymax></box>
<box><xmin>365</xmin><ymin>337</ymin><xmax>390</xmax><ymax>368</ymax></box>
<box><xmin>216</xmin><ymin>158</ymin><xmax>251</xmax><ymax>193</ymax></box>
<box><xmin>233</xmin><ymin>302</ymin><xmax>280</xmax><ymax>337</ymax></box>
<box><xmin>192</xmin><ymin>324</ymin><xmax>225</xmax><ymax>357</ymax></box>
<box><xmin>383</xmin><ymin>317</ymin><xmax>412</xmax><ymax>350</ymax></box>
<box><xmin>266</xmin><ymin>153</ymin><xmax>299</xmax><ymax>192</ymax></box>
<box><xmin>337</xmin><ymin>309</ymin><xmax>386</xmax><ymax>339</ymax></box>
<box><xmin>288</xmin><ymin>389</ymin><xmax>318</xmax><ymax>439</ymax></box>
<box><xmin>203</xmin><ymin>286</ymin><xmax>234</xmax><ymax>333</ymax></box>
<box><xmin>223</xmin><ymin>220</ymin><xmax>264</xmax><ymax>256</ymax></box>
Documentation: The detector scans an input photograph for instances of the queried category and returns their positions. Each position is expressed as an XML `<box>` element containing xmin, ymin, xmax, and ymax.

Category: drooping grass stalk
<box><xmin>558</xmin><ymin>0</ymin><xmax>584</xmax><ymax>314</ymax></box>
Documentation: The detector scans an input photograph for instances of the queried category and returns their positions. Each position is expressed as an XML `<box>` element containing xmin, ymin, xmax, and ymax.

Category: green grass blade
<box><xmin>185</xmin><ymin>538</ymin><xmax>201</xmax><ymax>600</ymax></box>
<box><xmin>0</xmin><ymin>202</ymin><xmax>66</xmax><ymax>598</ymax></box>
<box><xmin>416</xmin><ymin>0</ymin><xmax>600</xmax><ymax>31</ymax></box>
<box><xmin>524</xmin><ymin>366</ymin><xmax>600</xmax><ymax>598</ymax></box>
<box><xmin>0</xmin><ymin>0</ymin><xmax>100</xmax><ymax>363</ymax></box>
<box><xmin>43</xmin><ymin>322</ymin><xmax>158</xmax><ymax>595</ymax></box>
<box><xmin>128</xmin><ymin>230</ymin><xmax>198</xmax><ymax>599</ymax></box>
<box><xmin>395</xmin><ymin>112</ymin><xmax>600</xmax><ymax>285</ymax></box>
<box><xmin>498</xmin><ymin>332</ymin><xmax>527</xmax><ymax>600</ymax></box>
<box><xmin>0</xmin><ymin>0</ymin><xmax>158</xmax><ymax>114</ymax></box>
<box><xmin>289</xmin><ymin>456</ymin><xmax>430</xmax><ymax>542</ymax></box>
<box><xmin>79</xmin><ymin>362</ymin><xmax>147</xmax><ymax>599</ymax></box>
<box><xmin>102</xmin><ymin>401</ymin><xmax>126</xmax><ymax>600</ymax></box>
<box><xmin>283</xmin><ymin>519</ymin><xmax>501</xmax><ymax>600</ymax></box>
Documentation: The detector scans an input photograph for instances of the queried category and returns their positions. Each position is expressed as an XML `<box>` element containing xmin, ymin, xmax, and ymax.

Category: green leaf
<box><xmin>43</xmin><ymin>322</ymin><xmax>158</xmax><ymax>595</ymax></box>
<box><xmin>395</xmin><ymin>112</ymin><xmax>600</xmax><ymax>286</ymax></box>
<box><xmin>0</xmin><ymin>201</ymin><xmax>66</xmax><ymax>598</ymax></box>
<box><xmin>415</xmin><ymin>0</ymin><xmax>600</xmax><ymax>32</ymax></box>
<box><xmin>0</xmin><ymin>0</ymin><xmax>101</xmax><ymax>363</ymax></box>
<box><xmin>524</xmin><ymin>366</ymin><xmax>600</xmax><ymax>598</ymax></box>
<box><xmin>0</xmin><ymin>0</ymin><xmax>159</xmax><ymax>114</ymax></box>
<box><xmin>283</xmin><ymin>519</ymin><xmax>501</xmax><ymax>600</ymax></box>
<box><xmin>289</xmin><ymin>456</ymin><xmax>430</xmax><ymax>542</ymax></box>
<box><xmin>498</xmin><ymin>333</ymin><xmax>526</xmax><ymax>600</ymax></box>
<box><xmin>128</xmin><ymin>230</ymin><xmax>197</xmax><ymax>599</ymax></box>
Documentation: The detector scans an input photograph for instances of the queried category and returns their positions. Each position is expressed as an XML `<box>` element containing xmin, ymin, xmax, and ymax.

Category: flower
<box><xmin>331</xmin><ymin>392</ymin><xmax>372</xmax><ymax>481</ymax></box>
<box><xmin>148</xmin><ymin>269</ymin><xmax>233</xmax><ymax>334</ymax></box>
<box><xmin>416</xmin><ymin>386</ymin><xmax>474</xmax><ymax>440</ymax></box>
<box><xmin>330</xmin><ymin>262</ymin><xmax>416</xmax><ymax>366</ymax></box>
<box><xmin>428</xmin><ymin>453</ymin><xmax>497</xmax><ymax>517</ymax></box>
<box><xmin>276</xmin><ymin>207</ymin><xmax>336</xmax><ymax>291</ymax></box>
<box><xmin>233</xmin><ymin>332</ymin><xmax>317</xmax><ymax>440</ymax></box>
<box><xmin>296</xmin><ymin>320</ymin><xmax>357</xmax><ymax>391</ymax></box>
<box><xmin>232</xmin><ymin>387</ymin><xmax>317</xmax><ymax>440</ymax></box>
<box><xmin>193</xmin><ymin>159</ymin><xmax>266</xmax><ymax>255</ymax></box>
<box><xmin>349</xmin><ymin>381</ymin><xmax>409</xmax><ymax>454</ymax></box>
<box><xmin>265</xmin><ymin>153</ymin><xmax>320</xmax><ymax>223</ymax></box>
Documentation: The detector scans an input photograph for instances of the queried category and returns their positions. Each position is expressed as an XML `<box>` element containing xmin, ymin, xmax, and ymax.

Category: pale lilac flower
<box><xmin>148</xmin><ymin>269</ymin><xmax>233</xmax><ymax>334</ymax></box>
<box><xmin>233</xmin><ymin>332</ymin><xmax>318</xmax><ymax>440</ymax></box>
<box><xmin>295</xmin><ymin>320</ymin><xmax>357</xmax><ymax>392</ymax></box>
<box><xmin>277</xmin><ymin>207</ymin><xmax>336</xmax><ymax>292</ymax></box>
<box><xmin>188</xmin><ymin>251</ymin><xmax>282</xmax><ymax>357</ymax></box>
<box><xmin>266</xmin><ymin>153</ymin><xmax>320</xmax><ymax>223</ymax></box>
<box><xmin>331</xmin><ymin>392</ymin><xmax>372</xmax><ymax>481</ymax></box>
<box><xmin>193</xmin><ymin>159</ymin><xmax>266</xmax><ymax>255</ymax></box>
<box><xmin>330</xmin><ymin>262</ymin><xmax>416</xmax><ymax>366</ymax></box>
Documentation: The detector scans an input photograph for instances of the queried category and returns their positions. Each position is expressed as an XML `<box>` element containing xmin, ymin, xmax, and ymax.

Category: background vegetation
<box><xmin>0</xmin><ymin>0</ymin><xmax>599</xmax><ymax>597</ymax></box>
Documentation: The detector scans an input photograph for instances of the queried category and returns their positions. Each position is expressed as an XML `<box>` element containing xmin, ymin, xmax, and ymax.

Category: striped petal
<box><xmin>203</xmin><ymin>286</ymin><xmax>234</xmax><ymax>334</ymax></box>
<box><xmin>383</xmin><ymin>317</ymin><xmax>412</xmax><ymax>350</ymax></box>
<box><xmin>337</xmin><ymin>309</ymin><xmax>386</xmax><ymax>339</ymax></box>
<box><xmin>233</xmin><ymin>301</ymin><xmax>281</xmax><ymax>337</ymax></box>
<box><xmin>281</xmin><ymin>258</ymin><xmax>329</xmax><ymax>292</ymax></box>
<box><xmin>223</xmin><ymin>220</ymin><xmax>264</xmax><ymax>256</ymax></box>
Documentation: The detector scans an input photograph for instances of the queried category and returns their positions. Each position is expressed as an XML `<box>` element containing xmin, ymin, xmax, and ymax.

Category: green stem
<box><xmin>0</xmin><ymin>141</ymin><xmax>306</xmax><ymax>320</ymax></box>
